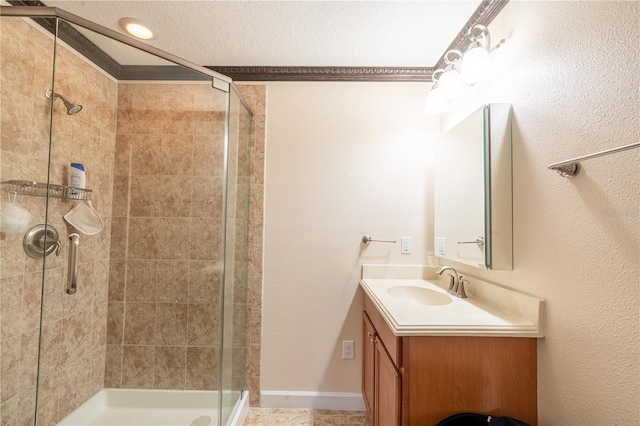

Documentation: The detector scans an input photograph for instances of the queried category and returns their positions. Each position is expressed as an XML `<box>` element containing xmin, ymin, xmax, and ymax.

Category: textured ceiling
<box><xmin>42</xmin><ymin>0</ymin><xmax>483</xmax><ymax>68</ymax></box>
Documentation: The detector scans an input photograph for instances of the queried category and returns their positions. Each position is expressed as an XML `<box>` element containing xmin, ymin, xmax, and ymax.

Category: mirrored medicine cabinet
<box><xmin>434</xmin><ymin>103</ymin><xmax>513</xmax><ymax>270</ymax></box>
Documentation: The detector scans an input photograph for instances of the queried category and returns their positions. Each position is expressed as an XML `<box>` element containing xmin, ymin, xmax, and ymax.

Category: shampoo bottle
<box><xmin>69</xmin><ymin>163</ymin><xmax>85</xmax><ymax>195</ymax></box>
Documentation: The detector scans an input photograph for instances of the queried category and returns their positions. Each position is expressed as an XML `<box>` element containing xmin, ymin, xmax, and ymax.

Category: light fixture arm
<box><xmin>467</xmin><ymin>23</ymin><xmax>505</xmax><ymax>52</ymax></box>
<box><xmin>432</xmin><ymin>68</ymin><xmax>445</xmax><ymax>83</ymax></box>
<box><xmin>468</xmin><ymin>24</ymin><xmax>490</xmax><ymax>51</ymax></box>
<box><xmin>444</xmin><ymin>49</ymin><xmax>464</xmax><ymax>66</ymax></box>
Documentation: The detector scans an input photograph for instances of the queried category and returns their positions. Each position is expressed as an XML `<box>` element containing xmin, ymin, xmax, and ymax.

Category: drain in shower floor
<box><xmin>190</xmin><ymin>415</ymin><xmax>212</xmax><ymax>426</ymax></box>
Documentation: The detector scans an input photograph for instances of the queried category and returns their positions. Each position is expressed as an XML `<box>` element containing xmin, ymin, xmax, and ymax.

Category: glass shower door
<box><xmin>0</xmin><ymin>14</ymin><xmax>57</xmax><ymax>426</ymax></box>
<box><xmin>219</xmin><ymin>89</ymin><xmax>253</xmax><ymax>424</ymax></box>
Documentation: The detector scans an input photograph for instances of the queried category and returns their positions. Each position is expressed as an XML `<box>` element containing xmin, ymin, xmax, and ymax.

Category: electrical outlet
<box><xmin>401</xmin><ymin>237</ymin><xmax>412</xmax><ymax>254</ymax></box>
<box><xmin>342</xmin><ymin>340</ymin><xmax>355</xmax><ymax>359</ymax></box>
<box><xmin>435</xmin><ymin>237</ymin><xmax>446</xmax><ymax>256</ymax></box>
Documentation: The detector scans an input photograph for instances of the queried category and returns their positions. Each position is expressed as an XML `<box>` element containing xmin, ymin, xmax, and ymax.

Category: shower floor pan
<box><xmin>57</xmin><ymin>389</ymin><xmax>248</xmax><ymax>426</ymax></box>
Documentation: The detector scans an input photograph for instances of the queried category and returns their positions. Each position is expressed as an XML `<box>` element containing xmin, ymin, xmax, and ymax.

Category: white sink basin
<box><xmin>386</xmin><ymin>285</ymin><xmax>452</xmax><ymax>306</ymax></box>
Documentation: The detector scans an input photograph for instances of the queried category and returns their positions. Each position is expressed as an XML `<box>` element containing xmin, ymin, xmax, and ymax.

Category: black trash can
<box><xmin>437</xmin><ymin>413</ymin><xmax>530</xmax><ymax>426</ymax></box>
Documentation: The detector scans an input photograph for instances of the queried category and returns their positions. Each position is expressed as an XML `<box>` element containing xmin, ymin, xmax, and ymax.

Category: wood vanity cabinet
<box><xmin>362</xmin><ymin>293</ymin><xmax>538</xmax><ymax>426</ymax></box>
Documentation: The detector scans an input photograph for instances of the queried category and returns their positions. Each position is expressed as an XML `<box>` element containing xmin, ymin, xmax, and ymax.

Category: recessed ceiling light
<box><xmin>118</xmin><ymin>17</ymin><xmax>157</xmax><ymax>40</ymax></box>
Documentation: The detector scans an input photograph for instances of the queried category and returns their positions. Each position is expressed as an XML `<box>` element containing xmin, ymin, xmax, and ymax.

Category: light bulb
<box><xmin>460</xmin><ymin>43</ymin><xmax>491</xmax><ymax>84</ymax></box>
<box><xmin>425</xmin><ymin>84</ymin><xmax>449</xmax><ymax>114</ymax></box>
<box><xmin>438</xmin><ymin>66</ymin><xmax>464</xmax><ymax>100</ymax></box>
<box><xmin>119</xmin><ymin>18</ymin><xmax>157</xmax><ymax>40</ymax></box>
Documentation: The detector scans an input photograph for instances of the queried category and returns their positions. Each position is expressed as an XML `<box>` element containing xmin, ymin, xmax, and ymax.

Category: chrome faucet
<box><xmin>436</xmin><ymin>266</ymin><xmax>468</xmax><ymax>298</ymax></box>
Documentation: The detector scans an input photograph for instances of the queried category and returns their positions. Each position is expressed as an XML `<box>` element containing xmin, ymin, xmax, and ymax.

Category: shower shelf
<box><xmin>2</xmin><ymin>180</ymin><xmax>92</xmax><ymax>201</ymax></box>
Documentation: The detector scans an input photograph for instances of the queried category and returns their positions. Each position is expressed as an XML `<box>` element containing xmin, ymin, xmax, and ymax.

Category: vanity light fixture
<box><xmin>118</xmin><ymin>17</ymin><xmax>157</xmax><ymax>40</ymax></box>
<box><xmin>425</xmin><ymin>25</ymin><xmax>506</xmax><ymax>114</ymax></box>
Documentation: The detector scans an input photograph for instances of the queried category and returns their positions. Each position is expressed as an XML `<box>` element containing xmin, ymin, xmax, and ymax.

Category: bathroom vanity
<box><xmin>360</xmin><ymin>265</ymin><xmax>544</xmax><ymax>426</ymax></box>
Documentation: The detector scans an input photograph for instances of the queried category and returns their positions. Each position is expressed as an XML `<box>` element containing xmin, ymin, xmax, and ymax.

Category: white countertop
<box><xmin>360</xmin><ymin>265</ymin><xmax>545</xmax><ymax>338</ymax></box>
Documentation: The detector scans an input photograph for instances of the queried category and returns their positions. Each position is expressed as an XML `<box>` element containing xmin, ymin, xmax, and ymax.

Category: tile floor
<box><xmin>243</xmin><ymin>408</ymin><xmax>370</xmax><ymax>425</ymax></box>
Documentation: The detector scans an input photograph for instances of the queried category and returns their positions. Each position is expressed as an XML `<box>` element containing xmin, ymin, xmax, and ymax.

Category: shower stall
<box><xmin>0</xmin><ymin>6</ymin><xmax>254</xmax><ymax>425</ymax></box>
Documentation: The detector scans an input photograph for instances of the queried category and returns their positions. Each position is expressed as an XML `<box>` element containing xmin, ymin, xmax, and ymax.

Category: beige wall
<box><xmin>443</xmin><ymin>2</ymin><xmax>639</xmax><ymax>424</ymax></box>
<box><xmin>261</xmin><ymin>2</ymin><xmax>638</xmax><ymax>424</ymax></box>
<box><xmin>262</xmin><ymin>82</ymin><xmax>439</xmax><ymax>393</ymax></box>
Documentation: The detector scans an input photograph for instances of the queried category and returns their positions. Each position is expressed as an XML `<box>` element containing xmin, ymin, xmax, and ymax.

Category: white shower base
<box><xmin>57</xmin><ymin>389</ymin><xmax>249</xmax><ymax>426</ymax></box>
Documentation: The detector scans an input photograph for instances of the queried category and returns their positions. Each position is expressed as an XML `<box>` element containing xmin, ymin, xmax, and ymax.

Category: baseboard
<box><xmin>260</xmin><ymin>391</ymin><xmax>366</xmax><ymax>411</ymax></box>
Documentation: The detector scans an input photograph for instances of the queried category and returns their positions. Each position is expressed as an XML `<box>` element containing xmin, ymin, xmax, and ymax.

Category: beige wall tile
<box><xmin>130</xmin><ymin>134</ymin><xmax>163</xmax><ymax>175</ymax></box>
<box><xmin>154</xmin><ymin>346</ymin><xmax>186</xmax><ymax>390</ymax></box>
<box><xmin>125</xmin><ymin>259</ymin><xmax>157</xmax><ymax>302</ymax></box>
<box><xmin>106</xmin><ymin>302</ymin><xmax>124</xmax><ymax>345</ymax></box>
<box><xmin>89</xmin><ymin>347</ymin><xmax>106</xmax><ymax>396</ymax></box>
<box><xmin>158</xmin><ymin>218</ymin><xmax>190</xmax><ymax>259</ymax></box>
<box><xmin>19</xmin><ymin>330</ymin><xmax>39</xmax><ymax>392</ymax></box>
<box><xmin>104</xmin><ymin>344</ymin><xmax>123</xmax><ymax>388</ymax></box>
<box><xmin>124</xmin><ymin>303</ymin><xmax>156</xmax><ymax>345</ymax></box>
<box><xmin>94</xmin><ymin>260</ymin><xmax>110</xmax><ymax>305</ymax></box>
<box><xmin>42</xmin><ymin>268</ymin><xmax>64</xmax><ymax>326</ymax></box>
<box><xmin>127</xmin><ymin>218</ymin><xmax>159</xmax><ymax>259</ymax></box>
<box><xmin>38</xmin><ymin>321</ymin><xmax>62</xmax><ymax>380</ymax></box>
<box><xmin>1</xmin><ymin>336</ymin><xmax>20</xmax><ymax>403</ymax></box>
<box><xmin>16</xmin><ymin>387</ymin><xmax>36</xmax><ymax>426</ymax></box>
<box><xmin>93</xmin><ymin>302</ymin><xmax>108</xmax><ymax>349</ymax></box>
<box><xmin>20</xmin><ymin>273</ymin><xmax>42</xmax><ymax>334</ymax></box>
<box><xmin>187</xmin><ymin>303</ymin><xmax>218</xmax><ymax>347</ymax></box>
<box><xmin>156</xmin><ymin>261</ymin><xmax>188</xmax><ymax>304</ymax></box>
<box><xmin>35</xmin><ymin>372</ymin><xmax>59</xmax><ymax>426</ymax></box>
<box><xmin>186</xmin><ymin>347</ymin><xmax>218</xmax><ymax>390</ymax></box>
<box><xmin>1</xmin><ymin>276</ymin><xmax>23</xmax><ymax>340</ymax></box>
<box><xmin>57</xmin><ymin>357</ymin><xmax>92</xmax><ymax>420</ymax></box>
<box><xmin>155</xmin><ymin>303</ymin><xmax>187</xmax><ymax>346</ymax></box>
<box><xmin>108</xmin><ymin>260</ymin><xmax>126</xmax><ymax>301</ymax></box>
<box><xmin>0</xmin><ymin>87</ymin><xmax>34</xmax><ymax>156</ymax></box>
<box><xmin>109</xmin><ymin>217</ymin><xmax>128</xmax><ymax>259</ymax></box>
<box><xmin>61</xmin><ymin>309</ymin><xmax>93</xmax><ymax>370</ymax></box>
<box><xmin>189</xmin><ymin>218</ymin><xmax>222</xmax><ymax>260</ymax></box>
<box><xmin>162</xmin><ymin>111</ymin><xmax>194</xmax><ymax>135</ymax></box>
<box><xmin>188</xmin><ymin>261</ymin><xmax>221</xmax><ymax>304</ymax></box>
<box><xmin>0</xmin><ymin>233</ymin><xmax>25</xmax><ymax>279</ymax></box>
<box><xmin>121</xmin><ymin>345</ymin><xmax>154</xmax><ymax>389</ymax></box>
<box><xmin>132</xmin><ymin>110</ymin><xmax>164</xmax><ymax>136</ymax></box>
<box><xmin>63</xmin><ymin>262</ymin><xmax>95</xmax><ymax>317</ymax></box>
<box><xmin>112</xmin><ymin>175</ymin><xmax>130</xmax><ymax>217</ymax></box>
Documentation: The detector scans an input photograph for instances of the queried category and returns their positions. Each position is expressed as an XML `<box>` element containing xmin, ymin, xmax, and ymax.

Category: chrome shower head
<box><xmin>45</xmin><ymin>89</ymin><xmax>83</xmax><ymax>115</ymax></box>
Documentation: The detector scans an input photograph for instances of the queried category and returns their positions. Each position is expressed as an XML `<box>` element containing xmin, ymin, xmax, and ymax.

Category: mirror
<box><xmin>434</xmin><ymin>104</ymin><xmax>513</xmax><ymax>270</ymax></box>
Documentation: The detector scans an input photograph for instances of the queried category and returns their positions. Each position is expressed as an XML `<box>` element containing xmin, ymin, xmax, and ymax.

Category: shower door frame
<box><xmin>1</xmin><ymin>5</ymin><xmax>254</xmax><ymax>425</ymax></box>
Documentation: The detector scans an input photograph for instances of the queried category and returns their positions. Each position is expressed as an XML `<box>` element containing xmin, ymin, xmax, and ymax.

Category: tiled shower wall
<box><xmin>105</xmin><ymin>82</ymin><xmax>230</xmax><ymax>390</ymax></box>
<box><xmin>1</xmin><ymin>18</ymin><xmax>116</xmax><ymax>424</ymax></box>
<box><xmin>236</xmin><ymin>85</ymin><xmax>266</xmax><ymax>407</ymax></box>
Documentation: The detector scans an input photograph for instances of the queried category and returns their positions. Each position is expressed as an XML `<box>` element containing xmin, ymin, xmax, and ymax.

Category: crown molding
<box><xmin>205</xmin><ymin>66</ymin><xmax>435</xmax><ymax>82</ymax></box>
<box><xmin>5</xmin><ymin>0</ymin><xmax>508</xmax><ymax>82</ymax></box>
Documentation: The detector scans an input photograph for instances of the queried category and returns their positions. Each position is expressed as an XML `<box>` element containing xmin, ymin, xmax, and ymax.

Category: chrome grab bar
<box><xmin>66</xmin><ymin>233</ymin><xmax>79</xmax><ymax>295</ymax></box>
<box><xmin>457</xmin><ymin>236</ymin><xmax>485</xmax><ymax>246</ymax></box>
<box><xmin>362</xmin><ymin>235</ymin><xmax>397</xmax><ymax>245</ymax></box>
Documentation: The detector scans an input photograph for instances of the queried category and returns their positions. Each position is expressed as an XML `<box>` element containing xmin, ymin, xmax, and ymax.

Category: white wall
<box><xmin>441</xmin><ymin>1</ymin><xmax>639</xmax><ymax>424</ymax></box>
<box><xmin>262</xmin><ymin>82</ymin><xmax>439</xmax><ymax>394</ymax></box>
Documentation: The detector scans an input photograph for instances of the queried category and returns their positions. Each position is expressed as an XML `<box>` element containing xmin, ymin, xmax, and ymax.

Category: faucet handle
<box><xmin>456</xmin><ymin>275</ymin><xmax>469</xmax><ymax>298</ymax></box>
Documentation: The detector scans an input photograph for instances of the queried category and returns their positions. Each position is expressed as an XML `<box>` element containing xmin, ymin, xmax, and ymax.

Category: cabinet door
<box><xmin>363</xmin><ymin>313</ymin><xmax>376</xmax><ymax>422</ymax></box>
<box><xmin>375</xmin><ymin>340</ymin><xmax>401</xmax><ymax>426</ymax></box>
